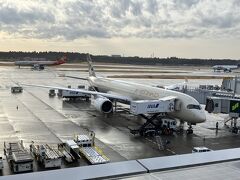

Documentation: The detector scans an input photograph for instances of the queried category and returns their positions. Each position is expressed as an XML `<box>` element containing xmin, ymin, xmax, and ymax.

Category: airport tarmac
<box><xmin>0</xmin><ymin>64</ymin><xmax>240</xmax><ymax>176</ymax></box>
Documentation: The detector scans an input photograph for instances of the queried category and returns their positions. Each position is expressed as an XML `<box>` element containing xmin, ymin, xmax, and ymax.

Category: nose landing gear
<box><xmin>186</xmin><ymin>124</ymin><xmax>193</xmax><ymax>134</ymax></box>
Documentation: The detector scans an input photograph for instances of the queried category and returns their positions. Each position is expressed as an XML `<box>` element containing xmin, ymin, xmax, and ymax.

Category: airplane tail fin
<box><xmin>86</xmin><ymin>54</ymin><xmax>96</xmax><ymax>77</ymax></box>
<box><xmin>60</xmin><ymin>55</ymin><xmax>67</xmax><ymax>63</ymax></box>
<box><xmin>56</xmin><ymin>55</ymin><xmax>67</xmax><ymax>65</ymax></box>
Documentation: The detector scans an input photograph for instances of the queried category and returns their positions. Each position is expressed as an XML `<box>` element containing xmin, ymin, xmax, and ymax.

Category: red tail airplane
<box><xmin>15</xmin><ymin>55</ymin><xmax>67</xmax><ymax>70</ymax></box>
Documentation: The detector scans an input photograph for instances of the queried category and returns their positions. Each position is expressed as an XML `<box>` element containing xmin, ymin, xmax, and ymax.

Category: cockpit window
<box><xmin>187</xmin><ymin>104</ymin><xmax>201</xmax><ymax>110</ymax></box>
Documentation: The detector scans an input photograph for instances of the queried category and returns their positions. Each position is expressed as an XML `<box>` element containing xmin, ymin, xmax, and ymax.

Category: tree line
<box><xmin>0</xmin><ymin>51</ymin><xmax>239</xmax><ymax>66</ymax></box>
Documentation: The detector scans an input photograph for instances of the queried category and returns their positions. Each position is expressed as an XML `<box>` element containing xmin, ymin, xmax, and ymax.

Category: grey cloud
<box><xmin>233</xmin><ymin>0</ymin><xmax>240</xmax><ymax>6</ymax></box>
<box><xmin>16</xmin><ymin>24</ymin><xmax>109</xmax><ymax>40</ymax></box>
<box><xmin>0</xmin><ymin>0</ymin><xmax>240</xmax><ymax>40</ymax></box>
<box><xmin>194</xmin><ymin>3</ymin><xmax>240</xmax><ymax>29</ymax></box>
<box><xmin>110</xmin><ymin>0</ymin><xmax>130</xmax><ymax>18</ymax></box>
<box><xmin>173</xmin><ymin>0</ymin><xmax>200</xmax><ymax>9</ymax></box>
<box><xmin>130</xmin><ymin>1</ymin><xmax>142</xmax><ymax>16</ymax></box>
<box><xmin>147</xmin><ymin>0</ymin><xmax>159</xmax><ymax>15</ymax></box>
<box><xmin>0</xmin><ymin>3</ymin><xmax>55</xmax><ymax>25</ymax></box>
<box><xmin>200</xmin><ymin>15</ymin><xmax>235</xmax><ymax>29</ymax></box>
<box><xmin>110</xmin><ymin>0</ymin><xmax>143</xmax><ymax>18</ymax></box>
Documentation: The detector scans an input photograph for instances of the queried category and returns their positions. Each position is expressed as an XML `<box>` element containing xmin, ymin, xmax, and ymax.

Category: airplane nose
<box><xmin>196</xmin><ymin>111</ymin><xmax>206</xmax><ymax>123</ymax></box>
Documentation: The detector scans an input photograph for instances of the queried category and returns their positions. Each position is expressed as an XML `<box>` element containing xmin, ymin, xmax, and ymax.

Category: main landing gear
<box><xmin>186</xmin><ymin>123</ymin><xmax>193</xmax><ymax>134</ymax></box>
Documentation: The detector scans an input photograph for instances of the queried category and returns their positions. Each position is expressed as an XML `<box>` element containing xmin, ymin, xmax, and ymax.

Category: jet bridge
<box><xmin>129</xmin><ymin>96</ymin><xmax>179</xmax><ymax>136</ymax></box>
<box><xmin>205</xmin><ymin>96</ymin><xmax>240</xmax><ymax>133</ymax></box>
<box><xmin>130</xmin><ymin>96</ymin><xmax>176</xmax><ymax>115</ymax></box>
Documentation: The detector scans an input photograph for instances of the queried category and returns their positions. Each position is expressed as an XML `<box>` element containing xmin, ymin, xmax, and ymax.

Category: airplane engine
<box><xmin>93</xmin><ymin>97</ymin><xmax>113</xmax><ymax>114</ymax></box>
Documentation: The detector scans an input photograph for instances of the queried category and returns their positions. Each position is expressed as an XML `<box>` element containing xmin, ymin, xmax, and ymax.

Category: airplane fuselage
<box><xmin>15</xmin><ymin>56</ymin><xmax>66</xmax><ymax>67</ymax></box>
<box><xmin>89</xmin><ymin>76</ymin><xmax>206</xmax><ymax>124</ymax></box>
<box><xmin>15</xmin><ymin>61</ymin><xmax>61</xmax><ymax>66</ymax></box>
<box><xmin>213</xmin><ymin>65</ymin><xmax>238</xmax><ymax>72</ymax></box>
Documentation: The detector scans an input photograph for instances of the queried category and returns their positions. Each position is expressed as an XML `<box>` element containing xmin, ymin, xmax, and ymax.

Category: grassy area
<box><xmin>0</xmin><ymin>58</ymin><xmax>16</xmax><ymax>61</ymax></box>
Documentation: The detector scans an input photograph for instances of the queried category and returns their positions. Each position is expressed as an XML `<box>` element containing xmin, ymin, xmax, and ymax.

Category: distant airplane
<box><xmin>23</xmin><ymin>54</ymin><xmax>206</xmax><ymax>134</ymax></box>
<box><xmin>15</xmin><ymin>55</ymin><xmax>67</xmax><ymax>70</ymax></box>
<box><xmin>163</xmin><ymin>79</ymin><xmax>188</xmax><ymax>91</ymax></box>
<box><xmin>212</xmin><ymin>65</ymin><xmax>239</xmax><ymax>73</ymax></box>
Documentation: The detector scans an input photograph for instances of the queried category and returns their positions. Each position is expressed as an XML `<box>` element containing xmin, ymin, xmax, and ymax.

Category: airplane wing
<box><xmin>164</xmin><ymin>83</ymin><xmax>183</xmax><ymax>90</ymax></box>
<box><xmin>21</xmin><ymin>83</ymin><xmax>132</xmax><ymax>103</ymax></box>
<box><xmin>62</xmin><ymin>75</ymin><xmax>88</xmax><ymax>81</ymax></box>
<box><xmin>163</xmin><ymin>79</ymin><xmax>188</xmax><ymax>90</ymax></box>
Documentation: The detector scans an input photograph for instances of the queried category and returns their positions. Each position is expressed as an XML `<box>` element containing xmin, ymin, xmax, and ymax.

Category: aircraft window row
<box><xmin>187</xmin><ymin>104</ymin><xmax>201</xmax><ymax>110</ymax></box>
<box><xmin>192</xmin><ymin>149</ymin><xmax>211</xmax><ymax>153</ymax></box>
<box><xmin>163</xmin><ymin>121</ymin><xmax>176</xmax><ymax>125</ymax></box>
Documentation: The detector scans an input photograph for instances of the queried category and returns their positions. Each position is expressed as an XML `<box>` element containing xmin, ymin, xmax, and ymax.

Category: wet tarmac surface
<box><xmin>0</xmin><ymin>65</ymin><xmax>240</xmax><ymax>176</ymax></box>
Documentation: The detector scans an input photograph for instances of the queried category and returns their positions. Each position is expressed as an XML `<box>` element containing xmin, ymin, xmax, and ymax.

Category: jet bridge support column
<box><xmin>177</xmin><ymin>121</ymin><xmax>185</xmax><ymax>133</ymax></box>
<box><xmin>114</xmin><ymin>101</ymin><xmax>117</xmax><ymax>112</ymax></box>
<box><xmin>186</xmin><ymin>123</ymin><xmax>193</xmax><ymax>134</ymax></box>
<box><xmin>232</xmin><ymin>118</ymin><xmax>238</xmax><ymax>133</ymax></box>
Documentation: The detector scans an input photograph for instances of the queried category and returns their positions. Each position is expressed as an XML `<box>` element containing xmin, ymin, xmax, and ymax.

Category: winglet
<box><xmin>86</xmin><ymin>53</ymin><xmax>96</xmax><ymax>77</ymax></box>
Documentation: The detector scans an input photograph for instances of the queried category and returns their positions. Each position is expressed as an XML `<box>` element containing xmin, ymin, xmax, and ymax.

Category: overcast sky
<box><xmin>0</xmin><ymin>0</ymin><xmax>240</xmax><ymax>59</ymax></box>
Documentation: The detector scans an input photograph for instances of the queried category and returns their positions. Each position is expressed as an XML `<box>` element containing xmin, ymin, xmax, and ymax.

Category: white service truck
<box><xmin>60</xmin><ymin>85</ymin><xmax>91</xmax><ymax>101</ymax></box>
<box><xmin>160</xmin><ymin>118</ymin><xmax>177</xmax><ymax>135</ymax></box>
<box><xmin>192</xmin><ymin>147</ymin><xmax>212</xmax><ymax>153</ymax></box>
<box><xmin>11</xmin><ymin>86</ymin><xmax>23</xmax><ymax>93</ymax></box>
<box><xmin>74</xmin><ymin>134</ymin><xmax>110</xmax><ymax>165</ymax></box>
<box><xmin>49</xmin><ymin>89</ymin><xmax>56</xmax><ymax>97</ymax></box>
<box><xmin>30</xmin><ymin>144</ymin><xmax>63</xmax><ymax>169</ymax></box>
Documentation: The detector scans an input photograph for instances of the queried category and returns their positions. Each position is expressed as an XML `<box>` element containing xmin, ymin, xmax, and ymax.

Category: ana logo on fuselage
<box><xmin>147</xmin><ymin>104</ymin><xmax>159</xmax><ymax>108</ymax></box>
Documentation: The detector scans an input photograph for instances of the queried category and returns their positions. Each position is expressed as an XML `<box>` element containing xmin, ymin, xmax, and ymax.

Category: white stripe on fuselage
<box><xmin>89</xmin><ymin>76</ymin><xmax>206</xmax><ymax>124</ymax></box>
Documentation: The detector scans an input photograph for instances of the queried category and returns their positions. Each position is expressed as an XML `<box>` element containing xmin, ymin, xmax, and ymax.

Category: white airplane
<box><xmin>23</xmin><ymin>54</ymin><xmax>206</xmax><ymax>133</ymax></box>
<box><xmin>212</xmin><ymin>65</ymin><xmax>239</xmax><ymax>73</ymax></box>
